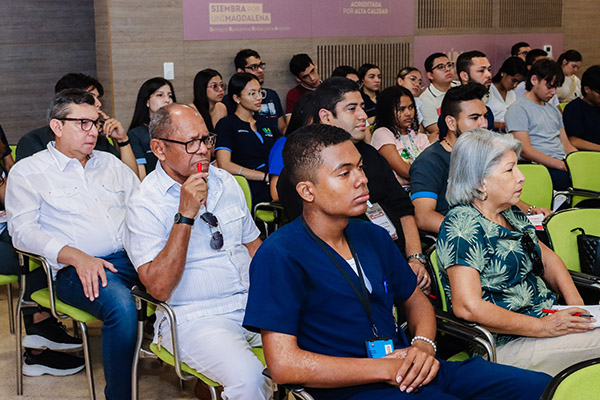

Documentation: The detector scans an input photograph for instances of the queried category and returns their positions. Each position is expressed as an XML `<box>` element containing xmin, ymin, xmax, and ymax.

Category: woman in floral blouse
<box><xmin>436</xmin><ymin>128</ymin><xmax>600</xmax><ymax>375</ymax></box>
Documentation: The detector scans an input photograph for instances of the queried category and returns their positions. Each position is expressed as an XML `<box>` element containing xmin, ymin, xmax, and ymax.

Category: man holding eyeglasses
<box><xmin>6</xmin><ymin>89</ymin><xmax>141</xmax><ymax>399</ymax></box>
<box><xmin>227</xmin><ymin>49</ymin><xmax>286</xmax><ymax>133</ymax></box>
<box><xmin>419</xmin><ymin>52</ymin><xmax>459</xmax><ymax>140</ymax></box>
<box><xmin>124</xmin><ymin>103</ymin><xmax>271</xmax><ymax>400</ymax></box>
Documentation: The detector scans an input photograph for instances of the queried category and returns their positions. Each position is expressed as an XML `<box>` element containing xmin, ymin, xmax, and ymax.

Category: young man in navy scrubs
<box><xmin>243</xmin><ymin>124</ymin><xmax>551</xmax><ymax>400</ymax></box>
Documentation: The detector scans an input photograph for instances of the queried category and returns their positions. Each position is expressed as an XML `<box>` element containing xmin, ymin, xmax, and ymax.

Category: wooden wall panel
<box><xmin>564</xmin><ymin>0</ymin><xmax>600</xmax><ymax>70</ymax></box>
<box><xmin>0</xmin><ymin>0</ymin><xmax>96</xmax><ymax>143</ymax></box>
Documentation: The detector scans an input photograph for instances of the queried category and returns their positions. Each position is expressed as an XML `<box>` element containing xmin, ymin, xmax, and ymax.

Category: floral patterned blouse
<box><xmin>436</xmin><ymin>205</ymin><xmax>557</xmax><ymax>346</ymax></box>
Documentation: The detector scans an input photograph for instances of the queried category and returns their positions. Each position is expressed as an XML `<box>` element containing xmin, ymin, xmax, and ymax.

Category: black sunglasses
<box><xmin>200</xmin><ymin>212</ymin><xmax>223</xmax><ymax>250</ymax></box>
<box><xmin>521</xmin><ymin>234</ymin><xmax>544</xmax><ymax>276</ymax></box>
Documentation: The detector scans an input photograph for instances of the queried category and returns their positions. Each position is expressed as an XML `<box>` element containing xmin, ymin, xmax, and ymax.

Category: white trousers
<box><xmin>496</xmin><ymin>328</ymin><xmax>600</xmax><ymax>376</ymax></box>
<box><xmin>157</xmin><ymin>309</ymin><xmax>272</xmax><ymax>400</ymax></box>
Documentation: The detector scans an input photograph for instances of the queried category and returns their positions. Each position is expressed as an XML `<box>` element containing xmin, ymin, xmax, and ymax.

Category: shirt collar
<box><xmin>154</xmin><ymin>161</ymin><xmax>224</xmax><ymax>204</ymax></box>
<box><xmin>46</xmin><ymin>141</ymin><xmax>96</xmax><ymax>172</ymax></box>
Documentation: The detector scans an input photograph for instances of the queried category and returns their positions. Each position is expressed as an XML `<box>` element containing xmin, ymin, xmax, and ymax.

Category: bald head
<box><xmin>150</xmin><ymin>103</ymin><xmax>206</xmax><ymax>140</ymax></box>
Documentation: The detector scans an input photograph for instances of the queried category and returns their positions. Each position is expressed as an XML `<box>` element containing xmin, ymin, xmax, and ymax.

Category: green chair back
<box><xmin>233</xmin><ymin>175</ymin><xmax>252</xmax><ymax>211</ymax></box>
<box><xmin>543</xmin><ymin>208</ymin><xmax>600</xmax><ymax>273</ymax></box>
<box><xmin>429</xmin><ymin>249</ymin><xmax>448</xmax><ymax>312</ymax></box>
<box><xmin>518</xmin><ymin>164</ymin><xmax>553</xmax><ymax>209</ymax></box>
<box><xmin>566</xmin><ymin>151</ymin><xmax>600</xmax><ymax>206</ymax></box>
<box><xmin>10</xmin><ymin>145</ymin><xmax>17</xmax><ymax>161</ymax></box>
<box><xmin>541</xmin><ymin>358</ymin><xmax>600</xmax><ymax>399</ymax></box>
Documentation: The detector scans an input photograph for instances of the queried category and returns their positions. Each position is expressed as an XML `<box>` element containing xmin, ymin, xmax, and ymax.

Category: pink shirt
<box><xmin>371</xmin><ymin>127</ymin><xmax>430</xmax><ymax>186</ymax></box>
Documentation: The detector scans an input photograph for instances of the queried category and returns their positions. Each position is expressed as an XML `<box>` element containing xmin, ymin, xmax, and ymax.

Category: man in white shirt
<box><xmin>124</xmin><ymin>104</ymin><xmax>271</xmax><ymax>400</ymax></box>
<box><xmin>420</xmin><ymin>52</ymin><xmax>457</xmax><ymax>141</ymax></box>
<box><xmin>6</xmin><ymin>89</ymin><xmax>141</xmax><ymax>400</ymax></box>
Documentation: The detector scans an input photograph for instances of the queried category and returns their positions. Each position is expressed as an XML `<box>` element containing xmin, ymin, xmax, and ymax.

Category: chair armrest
<box><xmin>262</xmin><ymin>368</ymin><xmax>315</xmax><ymax>400</ymax></box>
<box><xmin>130</xmin><ymin>285</ymin><xmax>195</xmax><ymax>382</ymax></box>
<box><xmin>569</xmin><ymin>271</ymin><xmax>600</xmax><ymax>291</ymax></box>
<box><xmin>435</xmin><ymin>310</ymin><xmax>497</xmax><ymax>362</ymax></box>
<box><xmin>14</xmin><ymin>249</ymin><xmax>65</xmax><ymax>322</ymax></box>
<box><xmin>253</xmin><ymin>202</ymin><xmax>286</xmax><ymax>223</ymax></box>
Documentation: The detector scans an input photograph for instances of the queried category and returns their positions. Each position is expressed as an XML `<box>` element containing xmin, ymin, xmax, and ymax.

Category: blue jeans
<box><xmin>56</xmin><ymin>251</ymin><xmax>139</xmax><ymax>400</ymax></box>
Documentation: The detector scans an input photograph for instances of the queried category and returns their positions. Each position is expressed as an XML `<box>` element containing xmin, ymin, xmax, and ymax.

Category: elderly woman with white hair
<box><xmin>436</xmin><ymin>128</ymin><xmax>600</xmax><ymax>375</ymax></box>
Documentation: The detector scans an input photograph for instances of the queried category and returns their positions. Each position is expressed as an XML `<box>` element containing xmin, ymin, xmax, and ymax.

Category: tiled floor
<box><xmin>0</xmin><ymin>283</ymin><xmax>196</xmax><ymax>399</ymax></box>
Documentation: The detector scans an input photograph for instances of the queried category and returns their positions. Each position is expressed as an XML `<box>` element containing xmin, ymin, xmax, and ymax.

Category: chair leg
<box><xmin>131</xmin><ymin>319</ymin><xmax>145</xmax><ymax>400</ymax></box>
<box><xmin>209</xmin><ymin>386</ymin><xmax>218</xmax><ymax>400</ymax></box>
<box><xmin>16</xmin><ymin>275</ymin><xmax>28</xmax><ymax>395</ymax></box>
<box><xmin>7</xmin><ymin>283</ymin><xmax>15</xmax><ymax>335</ymax></box>
<box><xmin>79</xmin><ymin>322</ymin><xmax>96</xmax><ymax>400</ymax></box>
<box><xmin>73</xmin><ymin>319</ymin><xmax>80</xmax><ymax>339</ymax></box>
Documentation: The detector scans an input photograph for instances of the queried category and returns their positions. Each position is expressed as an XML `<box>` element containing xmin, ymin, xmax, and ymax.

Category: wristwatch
<box><xmin>174</xmin><ymin>213</ymin><xmax>194</xmax><ymax>226</ymax></box>
<box><xmin>407</xmin><ymin>253</ymin><xmax>427</xmax><ymax>265</ymax></box>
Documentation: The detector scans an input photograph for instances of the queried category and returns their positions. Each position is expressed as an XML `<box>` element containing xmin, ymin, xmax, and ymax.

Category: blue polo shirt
<box><xmin>215</xmin><ymin>114</ymin><xmax>279</xmax><ymax>203</ymax></box>
<box><xmin>128</xmin><ymin>125</ymin><xmax>158</xmax><ymax>173</ymax></box>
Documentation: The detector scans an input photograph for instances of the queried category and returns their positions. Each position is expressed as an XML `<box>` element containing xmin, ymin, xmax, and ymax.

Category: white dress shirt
<box><xmin>6</xmin><ymin>142</ymin><xmax>140</xmax><ymax>275</ymax></box>
<box><xmin>124</xmin><ymin>162</ymin><xmax>260</xmax><ymax>324</ymax></box>
<box><xmin>487</xmin><ymin>84</ymin><xmax>517</xmax><ymax>124</ymax></box>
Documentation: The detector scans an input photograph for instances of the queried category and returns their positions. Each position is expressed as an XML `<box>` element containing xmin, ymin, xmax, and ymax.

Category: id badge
<box><xmin>365</xmin><ymin>336</ymin><xmax>394</xmax><ymax>358</ymax></box>
<box><xmin>365</xmin><ymin>201</ymin><xmax>398</xmax><ymax>240</ymax></box>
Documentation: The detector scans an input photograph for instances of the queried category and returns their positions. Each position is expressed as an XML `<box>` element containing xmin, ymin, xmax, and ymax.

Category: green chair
<box><xmin>0</xmin><ymin>274</ymin><xmax>18</xmax><ymax>334</ymax></box>
<box><xmin>10</xmin><ymin>144</ymin><xmax>17</xmax><ymax>162</ymax></box>
<box><xmin>518</xmin><ymin>163</ymin><xmax>554</xmax><ymax>210</ymax></box>
<box><xmin>15</xmin><ymin>250</ymin><xmax>98</xmax><ymax>399</ymax></box>
<box><xmin>565</xmin><ymin>151</ymin><xmax>600</xmax><ymax>206</ymax></box>
<box><xmin>233</xmin><ymin>174</ymin><xmax>285</xmax><ymax>237</ymax></box>
<box><xmin>540</xmin><ymin>357</ymin><xmax>600</xmax><ymax>399</ymax></box>
<box><xmin>425</xmin><ymin>245</ymin><xmax>497</xmax><ymax>362</ymax></box>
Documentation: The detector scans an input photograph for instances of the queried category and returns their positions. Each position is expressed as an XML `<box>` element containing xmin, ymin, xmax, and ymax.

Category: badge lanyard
<box><xmin>301</xmin><ymin>218</ymin><xmax>380</xmax><ymax>337</ymax></box>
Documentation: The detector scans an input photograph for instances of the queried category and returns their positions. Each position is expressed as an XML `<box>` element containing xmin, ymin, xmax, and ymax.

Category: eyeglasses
<box><xmin>518</xmin><ymin>50</ymin><xmax>529</xmax><ymax>57</ymax></box>
<box><xmin>432</xmin><ymin>62</ymin><xmax>455</xmax><ymax>72</ymax></box>
<box><xmin>521</xmin><ymin>233</ymin><xmax>544</xmax><ymax>276</ymax></box>
<box><xmin>159</xmin><ymin>134</ymin><xmax>217</xmax><ymax>153</ymax></box>
<box><xmin>243</xmin><ymin>89</ymin><xmax>267</xmax><ymax>100</ymax></box>
<box><xmin>208</xmin><ymin>82</ymin><xmax>226</xmax><ymax>91</ymax></box>
<box><xmin>245</xmin><ymin>62</ymin><xmax>266</xmax><ymax>71</ymax></box>
<box><xmin>200</xmin><ymin>212</ymin><xmax>224</xmax><ymax>250</ymax></box>
<box><xmin>57</xmin><ymin>117</ymin><xmax>102</xmax><ymax>132</ymax></box>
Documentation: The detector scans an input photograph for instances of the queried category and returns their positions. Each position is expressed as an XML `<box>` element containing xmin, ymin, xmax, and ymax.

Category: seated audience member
<box><xmin>16</xmin><ymin>73</ymin><xmax>138</xmax><ymax>176</ymax></box>
<box><xmin>438</xmin><ymin>129</ymin><xmax>600</xmax><ymax>375</ymax></box>
<box><xmin>371</xmin><ymin>86</ymin><xmax>430</xmax><ymax>187</ymax></box>
<box><xmin>505</xmin><ymin>59</ymin><xmax>577</xmax><ymax>190</ymax></box>
<box><xmin>513</xmin><ymin>49</ymin><xmax>560</xmax><ymax>109</ymax></box>
<box><xmin>436</xmin><ymin>50</ymin><xmax>495</xmax><ymax>138</ymax></box>
<box><xmin>215</xmin><ymin>73</ymin><xmax>280</xmax><ymax>205</ymax></box>
<box><xmin>564</xmin><ymin>65</ymin><xmax>600</xmax><ymax>151</ymax></box>
<box><xmin>124</xmin><ymin>104</ymin><xmax>271</xmax><ymax>400</ymax></box>
<box><xmin>396</xmin><ymin>67</ymin><xmax>425</xmax><ymax>128</ymax></box>
<box><xmin>358</xmin><ymin>63</ymin><xmax>382</xmax><ymax>122</ymax></box>
<box><xmin>128</xmin><ymin>77</ymin><xmax>175</xmax><ymax>179</ymax></box>
<box><xmin>556</xmin><ymin>49</ymin><xmax>583</xmax><ymax>103</ymax></box>
<box><xmin>285</xmin><ymin>53</ymin><xmax>321</xmax><ymax>117</ymax></box>
<box><xmin>243</xmin><ymin>123</ymin><xmax>552</xmax><ymax>400</ymax></box>
<box><xmin>277</xmin><ymin>77</ymin><xmax>431</xmax><ymax>292</ymax></box>
<box><xmin>6</xmin><ymin>89</ymin><xmax>141</xmax><ymax>398</ymax></box>
<box><xmin>488</xmin><ymin>57</ymin><xmax>527</xmax><ymax>132</ymax></box>
<box><xmin>1</xmin><ymin>130</ymin><xmax>83</xmax><ymax>377</ymax></box>
<box><xmin>511</xmin><ymin>41</ymin><xmax>531</xmax><ymax>61</ymax></box>
<box><xmin>410</xmin><ymin>84</ymin><xmax>489</xmax><ymax>234</ymax></box>
<box><xmin>192</xmin><ymin>69</ymin><xmax>228</xmax><ymax>133</ymax></box>
<box><xmin>224</xmin><ymin>49</ymin><xmax>286</xmax><ymax>133</ymax></box>
<box><xmin>331</xmin><ymin>65</ymin><xmax>360</xmax><ymax>83</ymax></box>
<box><xmin>420</xmin><ymin>52</ymin><xmax>457</xmax><ymax>140</ymax></box>
<box><xmin>268</xmin><ymin>93</ymin><xmax>314</xmax><ymax>201</ymax></box>
<box><xmin>0</xmin><ymin>123</ymin><xmax>14</xmax><ymax>172</ymax></box>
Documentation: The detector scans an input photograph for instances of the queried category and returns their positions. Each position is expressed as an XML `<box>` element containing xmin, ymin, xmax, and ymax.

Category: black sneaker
<box><xmin>23</xmin><ymin>318</ymin><xmax>83</xmax><ymax>351</ymax></box>
<box><xmin>23</xmin><ymin>349</ymin><xmax>85</xmax><ymax>377</ymax></box>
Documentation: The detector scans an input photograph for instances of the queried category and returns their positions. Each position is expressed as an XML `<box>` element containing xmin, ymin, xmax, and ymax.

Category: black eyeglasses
<box><xmin>159</xmin><ymin>134</ymin><xmax>217</xmax><ymax>153</ymax></box>
<box><xmin>200</xmin><ymin>212</ymin><xmax>224</xmax><ymax>250</ymax></box>
<box><xmin>521</xmin><ymin>234</ymin><xmax>544</xmax><ymax>276</ymax></box>
<box><xmin>207</xmin><ymin>82</ymin><xmax>226</xmax><ymax>91</ymax></box>
<box><xmin>432</xmin><ymin>62</ymin><xmax>455</xmax><ymax>72</ymax></box>
<box><xmin>57</xmin><ymin>117</ymin><xmax>102</xmax><ymax>132</ymax></box>
<box><xmin>245</xmin><ymin>62</ymin><xmax>266</xmax><ymax>71</ymax></box>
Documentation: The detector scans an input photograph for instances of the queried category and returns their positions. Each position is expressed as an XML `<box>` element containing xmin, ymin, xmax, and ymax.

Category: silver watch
<box><xmin>407</xmin><ymin>253</ymin><xmax>427</xmax><ymax>264</ymax></box>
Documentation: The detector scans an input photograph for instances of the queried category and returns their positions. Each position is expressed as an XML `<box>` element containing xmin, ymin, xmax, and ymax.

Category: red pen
<box><xmin>542</xmin><ymin>309</ymin><xmax>593</xmax><ymax>318</ymax></box>
<box><xmin>197</xmin><ymin>163</ymin><xmax>203</xmax><ymax>173</ymax></box>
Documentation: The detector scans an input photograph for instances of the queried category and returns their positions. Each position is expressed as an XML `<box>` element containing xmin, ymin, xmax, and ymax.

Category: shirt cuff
<box><xmin>43</xmin><ymin>238</ymin><xmax>71</xmax><ymax>267</ymax></box>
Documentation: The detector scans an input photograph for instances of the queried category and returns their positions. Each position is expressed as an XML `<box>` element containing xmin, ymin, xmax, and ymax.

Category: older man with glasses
<box><xmin>124</xmin><ymin>103</ymin><xmax>271</xmax><ymax>400</ymax></box>
<box><xmin>6</xmin><ymin>88</ymin><xmax>141</xmax><ymax>399</ymax></box>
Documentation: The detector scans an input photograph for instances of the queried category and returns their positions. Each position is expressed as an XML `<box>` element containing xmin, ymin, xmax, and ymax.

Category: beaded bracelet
<box><xmin>527</xmin><ymin>205</ymin><xmax>535</xmax><ymax>216</ymax></box>
<box><xmin>411</xmin><ymin>336</ymin><xmax>436</xmax><ymax>354</ymax></box>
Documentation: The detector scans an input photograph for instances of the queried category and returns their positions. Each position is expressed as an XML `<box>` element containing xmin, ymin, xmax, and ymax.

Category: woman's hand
<box><xmin>539</xmin><ymin>308</ymin><xmax>596</xmax><ymax>337</ymax></box>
